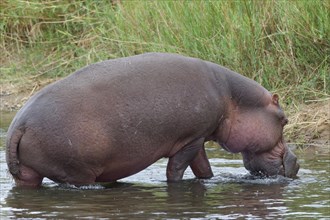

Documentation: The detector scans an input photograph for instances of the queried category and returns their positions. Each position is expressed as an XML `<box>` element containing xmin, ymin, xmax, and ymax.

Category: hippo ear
<box><xmin>272</xmin><ymin>94</ymin><xmax>279</xmax><ymax>105</ymax></box>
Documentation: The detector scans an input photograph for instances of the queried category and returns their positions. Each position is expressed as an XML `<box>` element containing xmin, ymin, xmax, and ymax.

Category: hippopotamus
<box><xmin>6</xmin><ymin>53</ymin><xmax>299</xmax><ymax>187</ymax></box>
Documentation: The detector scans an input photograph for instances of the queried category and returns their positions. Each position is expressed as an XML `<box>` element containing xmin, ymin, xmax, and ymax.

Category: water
<box><xmin>1</xmin><ymin>112</ymin><xmax>329</xmax><ymax>219</ymax></box>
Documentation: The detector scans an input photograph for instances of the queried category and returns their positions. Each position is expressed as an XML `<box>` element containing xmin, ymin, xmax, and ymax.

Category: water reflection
<box><xmin>2</xmin><ymin>150</ymin><xmax>329</xmax><ymax>219</ymax></box>
<box><xmin>3</xmin><ymin>175</ymin><xmax>297</xmax><ymax>219</ymax></box>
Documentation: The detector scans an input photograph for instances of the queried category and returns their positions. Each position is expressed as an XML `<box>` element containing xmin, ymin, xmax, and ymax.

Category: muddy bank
<box><xmin>1</xmin><ymin>78</ymin><xmax>57</xmax><ymax>111</ymax></box>
<box><xmin>285</xmin><ymin>101</ymin><xmax>329</xmax><ymax>148</ymax></box>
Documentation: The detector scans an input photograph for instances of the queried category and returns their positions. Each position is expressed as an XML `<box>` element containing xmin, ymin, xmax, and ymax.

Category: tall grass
<box><xmin>1</xmin><ymin>0</ymin><xmax>329</xmax><ymax>103</ymax></box>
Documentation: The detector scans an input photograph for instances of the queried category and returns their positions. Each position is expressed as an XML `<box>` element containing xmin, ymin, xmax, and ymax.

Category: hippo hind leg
<box><xmin>14</xmin><ymin>165</ymin><xmax>43</xmax><ymax>188</ymax></box>
<box><xmin>167</xmin><ymin>138</ymin><xmax>212</xmax><ymax>182</ymax></box>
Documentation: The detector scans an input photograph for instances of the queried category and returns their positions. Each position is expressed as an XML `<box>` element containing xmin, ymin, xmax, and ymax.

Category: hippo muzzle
<box><xmin>242</xmin><ymin>141</ymin><xmax>300</xmax><ymax>178</ymax></box>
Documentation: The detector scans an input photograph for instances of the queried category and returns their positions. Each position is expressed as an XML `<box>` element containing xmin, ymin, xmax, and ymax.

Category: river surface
<box><xmin>0</xmin><ymin>111</ymin><xmax>329</xmax><ymax>219</ymax></box>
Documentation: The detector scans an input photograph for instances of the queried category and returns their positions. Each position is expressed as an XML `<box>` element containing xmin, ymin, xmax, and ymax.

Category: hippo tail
<box><xmin>6</xmin><ymin>128</ymin><xmax>24</xmax><ymax>176</ymax></box>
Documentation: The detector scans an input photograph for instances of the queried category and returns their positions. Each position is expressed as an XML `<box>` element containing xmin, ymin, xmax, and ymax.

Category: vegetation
<box><xmin>0</xmin><ymin>0</ymin><xmax>329</xmax><ymax>146</ymax></box>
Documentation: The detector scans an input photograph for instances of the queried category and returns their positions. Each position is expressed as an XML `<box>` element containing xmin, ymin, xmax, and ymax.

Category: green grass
<box><xmin>1</xmin><ymin>0</ymin><xmax>329</xmax><ymax>103</ymax></box>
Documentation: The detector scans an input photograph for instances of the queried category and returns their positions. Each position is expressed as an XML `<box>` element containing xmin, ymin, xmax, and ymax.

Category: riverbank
<box><xmin>1</xmin><ymin>79</ymin><xmax>329</xmax><ymax>149</ymax></box>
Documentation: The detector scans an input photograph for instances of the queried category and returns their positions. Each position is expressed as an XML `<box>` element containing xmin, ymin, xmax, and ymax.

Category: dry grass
<box><xmin>285</xmin><ymin>99</ymin><xmax>330</xmax><ymax>149</ymax></box>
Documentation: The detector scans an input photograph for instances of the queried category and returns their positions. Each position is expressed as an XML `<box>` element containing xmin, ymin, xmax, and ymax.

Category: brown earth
<box><xmin>1</xmin><ymin>79</ymin><xmax>329</xmax><ymax>151</ymax></box>
<box><xmin>1</xmin><ymin>78</ymin><xmax>57</xmax><ymax>111</ymax></box>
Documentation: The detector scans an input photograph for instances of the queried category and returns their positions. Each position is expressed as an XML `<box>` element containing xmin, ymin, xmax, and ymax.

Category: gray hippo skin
<box><xmin>6</xmin><ymin>53</ymin><xmax>299</xmax><ymax>187</ymax></box>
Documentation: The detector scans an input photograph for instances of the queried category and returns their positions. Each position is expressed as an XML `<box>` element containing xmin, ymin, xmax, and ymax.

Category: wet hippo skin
<box><xmin>6</xmin><ymin>53</ymin><xmax>299</xmax><ymax>187</ymax></box>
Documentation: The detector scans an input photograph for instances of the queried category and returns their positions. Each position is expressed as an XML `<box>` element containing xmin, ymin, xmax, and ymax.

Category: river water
<box><xmin>0</xmin><ymin>111</ymin><xmax>329</xmax><ymax>219</ymax></box>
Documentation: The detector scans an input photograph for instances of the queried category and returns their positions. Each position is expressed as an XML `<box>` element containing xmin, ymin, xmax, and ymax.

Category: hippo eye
<box><xmin>275</xmin><ymin>109</ymin><xmax>288</xmax><ymax>127</ymax></box>
<box><xmin>279</xmin><ymin>116</ymin><xmax>288</xmax><ymax>126</ymax></box>
<box><xmin>284</xmin><ymin>118</ymin><xmax>288</xmax><ymax>125</ymax></box>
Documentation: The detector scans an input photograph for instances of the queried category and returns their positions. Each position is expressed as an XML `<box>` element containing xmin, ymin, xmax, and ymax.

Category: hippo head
<box><xmin>215</xmin><ymin>94</ymin><xmax>299</xmax><ymax>178</ymax></box>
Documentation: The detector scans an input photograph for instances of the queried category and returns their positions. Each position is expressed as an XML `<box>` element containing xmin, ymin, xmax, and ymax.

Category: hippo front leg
<box><xmin>190</xmin><ymin>146</ymin><xmax>214</xmax><ymax>179</ymax></box>
<box><xmin>167</xmin><ymin>138</ymin><xmax>206</xmax><ymax>182</ymax></box>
